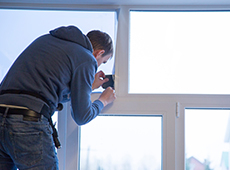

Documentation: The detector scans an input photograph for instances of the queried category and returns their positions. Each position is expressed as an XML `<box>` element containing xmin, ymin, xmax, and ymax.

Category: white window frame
<box><xmin>58</xmin><ymin>6</ymin><xmax>230</xmax><ymax>170</ymax></box>
<box><xmin>1</xmin><ymin>4</ymin><xmax>230</xmax><ymax>170</ymax></box>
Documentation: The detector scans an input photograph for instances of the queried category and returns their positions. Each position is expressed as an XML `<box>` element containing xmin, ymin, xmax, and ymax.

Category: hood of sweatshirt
<box><xmin>49</xmin><ymin>25</ymin><xmax>93</xmax><ymax>53</ymax></box>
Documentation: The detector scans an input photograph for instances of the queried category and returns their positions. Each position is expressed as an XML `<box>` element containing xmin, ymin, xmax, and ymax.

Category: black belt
<box><xmin>0</xmin><ymin>106</ymin><xmax>43</xmax><ymax>122</ymax></box>
<box><xmin>0</xmin><ymin>104</ymin><xmax>51</xmax><ymax>122</ymax></box>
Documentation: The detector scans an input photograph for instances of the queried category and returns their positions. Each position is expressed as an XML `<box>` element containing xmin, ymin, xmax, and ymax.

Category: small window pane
<box><xmin>185</xmin><ymin>109</ymin><xmax>230</xmax><ymax>170</ymax></box>
<box><xmin>129</xmin><ymin>11</ymin><xmax>230</xmax><ymax>94</ymax></box>
<box><xmin>80</xmin><ymin>116</ymin><xmax>162</xmax><ymax>170</ymax></box>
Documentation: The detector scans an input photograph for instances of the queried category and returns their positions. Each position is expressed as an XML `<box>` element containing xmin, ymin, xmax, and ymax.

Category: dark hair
<box><xmin>87</xmin><ymin>30</ymin><xmax>113</xmax><ymax>57</ymax></box>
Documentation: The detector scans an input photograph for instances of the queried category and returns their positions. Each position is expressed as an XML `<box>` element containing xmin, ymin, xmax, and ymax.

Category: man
<box><xmin>0</xmin><ymin>25</ymin><xmax>116</xmax><ymax>170</ymax></box>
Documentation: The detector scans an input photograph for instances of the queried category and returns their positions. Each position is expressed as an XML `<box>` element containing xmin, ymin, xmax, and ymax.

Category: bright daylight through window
<box><xmin>80</xmin><ymin>116</ymin><xmax>162</xmax><ymax>170</ymax></box>
<box><xmin>129</xmin><ymin>11</ymin><xmax>230</xmax><ymax>94</ymax></box>
<box><xmin>185</xmin><ymin>109</ymin><xmax>230</xmax><ymax>170</ymax></box>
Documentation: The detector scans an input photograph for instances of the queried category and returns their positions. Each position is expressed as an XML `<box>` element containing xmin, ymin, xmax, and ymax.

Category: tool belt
<box><xmin>0</xmin><ymin>90</ymin><xmax>61</xmax><ymax>149</ymax></box>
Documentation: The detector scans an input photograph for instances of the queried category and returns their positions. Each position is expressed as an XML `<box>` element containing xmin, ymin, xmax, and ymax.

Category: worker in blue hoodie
<box><xmin>0</xmin><ymin>25</ymin><xmax>116</xmax><ymax>170</ymax></box>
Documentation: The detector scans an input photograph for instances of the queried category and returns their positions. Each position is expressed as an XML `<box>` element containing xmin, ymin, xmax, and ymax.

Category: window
<box><xmin>185</xmin><ymin>109</ymin><xmax>230</xmax><ymax>170</ymax></box>
<box><xmin>126</xmin><ymin>9</ymin><xmax>230</xmax><ymax>170</ymax></box>
<box><xmin>2</xmin><ymin>6</ymin><xmax>230</xmax><ymax>170</ymax></box>
<box><xmin>80</xmin><ymin>116</ymin><xmax>162</xmax><ymax>170</ymax></box>
<box><xmin>129</xmin><ymin>11</ymin><xmax>230</xmax><ymax>94</ymax></box>
<box><xmin>0</xmin><ymin>9</ymin><xmax>116</xmax><ymax>82</ymax></box>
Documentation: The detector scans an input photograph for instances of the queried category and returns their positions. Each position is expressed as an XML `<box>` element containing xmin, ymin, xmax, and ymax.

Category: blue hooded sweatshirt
<box><xmin>0</xmin><ymin>25</ymin><xmax>104</xmax><ymax>125</ymax></box>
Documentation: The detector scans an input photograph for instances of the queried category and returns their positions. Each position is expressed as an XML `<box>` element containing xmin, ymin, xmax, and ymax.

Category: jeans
<box><xmin>0</xmin><ymin>112</ymin><xmax>59</xmax><ymax>170</ymax></box>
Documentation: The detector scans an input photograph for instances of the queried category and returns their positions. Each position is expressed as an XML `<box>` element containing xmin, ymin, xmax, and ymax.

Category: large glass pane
<box><xmin>185</xmin><ymin>109</ymin><xmax>230</xmax><ymax>170</ymax></box>
<box><xmin>129</xmin><ymin>11</ymin><xmax>230</xmax><ymax>94</ymax></box>
<box><xmin>0</xmin><ymin>9</ymin><xmax>116</xmax><ymax>83</ymax></box>
<box><xmin>80</xmin><ymin>116</ymin><xmax>162</xmax><ymax>170</ymax></box>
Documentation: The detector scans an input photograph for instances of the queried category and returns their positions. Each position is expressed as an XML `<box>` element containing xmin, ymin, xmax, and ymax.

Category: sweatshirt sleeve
<box><xmin>70</xmin><ymin>61</ymin><xmax>104</xmax><ymax>126</ymax></box>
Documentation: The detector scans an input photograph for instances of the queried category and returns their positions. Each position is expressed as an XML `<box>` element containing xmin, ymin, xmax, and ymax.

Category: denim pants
<box><xmin>0</xmin><ymin>112</ymin><xmax>59</xmax><ymax>170</ymax></box>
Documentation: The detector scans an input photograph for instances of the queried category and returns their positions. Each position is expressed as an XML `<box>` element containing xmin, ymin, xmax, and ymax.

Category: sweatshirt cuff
<box><xmin>94</xmin><ymin>99</ymin><xmax>104</xmax><ymax>112</ymax></box>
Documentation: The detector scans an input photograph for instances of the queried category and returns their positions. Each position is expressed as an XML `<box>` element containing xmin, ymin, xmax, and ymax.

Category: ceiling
<box><xmin>1</xmin><ymin>0</ymin><xmax>230</xmax><ymax>6</ymax></box>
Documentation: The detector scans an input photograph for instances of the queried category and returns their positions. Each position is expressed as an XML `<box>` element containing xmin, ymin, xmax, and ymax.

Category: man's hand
<box><xmin>92</xmin><ymin>71</ymin><xmax>109</xmax><ymax>90</ymax></box>
<box><xmin>98</xmin><ymin>87</ymin><xmax>116</xmax><ymax>107</ymax></box>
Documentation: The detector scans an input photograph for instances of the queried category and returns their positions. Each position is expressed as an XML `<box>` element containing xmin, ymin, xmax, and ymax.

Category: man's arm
<box><xmin>70</xmin><ymin>61</ymin><xmax>101</xmax><ymax>125</ymax></box>
<box><xmin>70</xmin><ymin>61</ymin><xmax>116</xmax><ymax>126</ymax></box>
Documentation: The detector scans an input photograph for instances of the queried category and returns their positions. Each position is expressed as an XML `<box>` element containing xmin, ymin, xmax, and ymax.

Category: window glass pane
<box><xmin>80</xmin><ymin>116</ymin><xmax>162</xmax><ymax>170</ymax></box>
<box><xmin>185</xmin><ymin>109</ymin><xmax>230</xmax><ymax>170</ymax></box>
<box><xmin>129</xmin><ymin>11</ymin><xmax>230</xmax><ymax>94</ymax></box>
<box><xmin>0</xmin><ymin>9</ymin><xmax>116</xmax><ymax>83</ymax></box>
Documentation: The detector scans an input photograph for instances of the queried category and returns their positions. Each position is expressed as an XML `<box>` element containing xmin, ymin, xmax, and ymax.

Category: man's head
<box><xmin>87</xmin><ymin>30</ymin><xmax>113</xmax><ymax>67</ymax></box>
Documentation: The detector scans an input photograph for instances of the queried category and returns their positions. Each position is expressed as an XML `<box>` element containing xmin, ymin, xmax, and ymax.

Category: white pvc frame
<box><xmin>1</xmin><ymin>4</ymin><xmax>230</xmax><ymax>170</ymax></box>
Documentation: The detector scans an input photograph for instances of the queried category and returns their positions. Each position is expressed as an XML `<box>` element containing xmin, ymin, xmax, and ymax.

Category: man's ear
<box><xmin>93</xmin><ymin>50</ymin><xmax>105</xmax><ymax>59</ymax></box>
